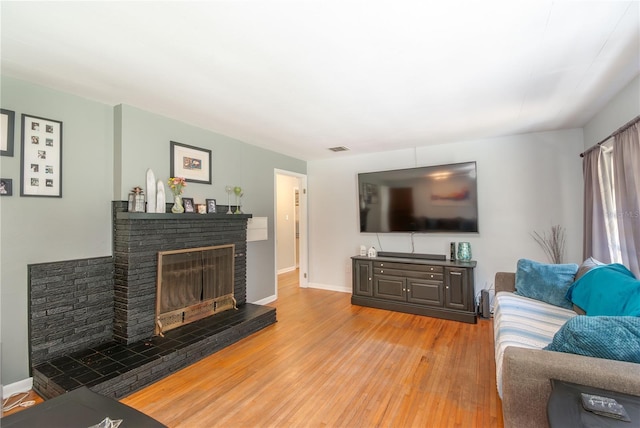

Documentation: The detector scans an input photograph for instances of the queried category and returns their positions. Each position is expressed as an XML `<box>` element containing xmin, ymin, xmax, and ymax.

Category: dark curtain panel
<box><xmin>582</xmin><ymin>146</ymin><xmax>611</xmax><ymax>263</ymax></box>
<box><xmin>612</xmin><ymin>122</ymin><xmax>640</xmax><ymax>277</ymax></box>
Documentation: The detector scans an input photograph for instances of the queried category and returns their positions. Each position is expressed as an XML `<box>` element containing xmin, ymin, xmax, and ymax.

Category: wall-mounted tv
<box><xmin>358</xmin><ymin>161</ymin><xmax>478</xmax><ymax>233</ymax></box>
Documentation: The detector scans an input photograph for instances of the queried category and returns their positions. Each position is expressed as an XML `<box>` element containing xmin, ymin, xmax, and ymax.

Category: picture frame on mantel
<box><xmin>182</xmin><ymin>197</ymin><xmax>195</xmax><ymax>213</ymax></box>
<box><xmin>20</xmin><ymin>114</ymin><xmax>63</xmax><ymax>197</ymax></box>
<box><xmin>206</xmin><ymin>198</ymin><xmax>217</xmax><ymax>213</ymax></box>
<box><xmin>170</xmin><ymin>141</ymin><xmax>212</xmax><ymax>184</ymax></box>
<box><xmin>1</xmin><ymin>109</ymin><xmax>15</xmax><ymax>157</ymax></box>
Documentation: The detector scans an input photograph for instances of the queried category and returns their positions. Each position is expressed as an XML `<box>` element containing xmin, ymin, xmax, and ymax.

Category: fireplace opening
<box><xmin>156</xmin><ymin>244</ymin><xmax>236</xmax><ymax>335</ymax></box>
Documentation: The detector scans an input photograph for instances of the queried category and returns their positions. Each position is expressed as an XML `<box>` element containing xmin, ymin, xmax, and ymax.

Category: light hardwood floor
<box><xmin>120</xmin><ymin>270</ymin><xmax>504</xmax><ymax>427</ymax></box>
<box><xmin>3</xmin><ymin>271</ymin><xmax>504</xmax><ymax>426</ymax></box>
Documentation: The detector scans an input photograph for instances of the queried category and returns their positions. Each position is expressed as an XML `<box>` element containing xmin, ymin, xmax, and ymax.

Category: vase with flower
<box><xmin>168</xmin><ymin>177</ymin><xmax>187</xmax><ymax>213</ymax></box>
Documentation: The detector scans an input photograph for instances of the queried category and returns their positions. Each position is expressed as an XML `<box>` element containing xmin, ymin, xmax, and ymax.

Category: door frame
<box><xmin>274</xmin><ymin>169</ymin><xmax>308</xmax><ymax>297</ymax></box>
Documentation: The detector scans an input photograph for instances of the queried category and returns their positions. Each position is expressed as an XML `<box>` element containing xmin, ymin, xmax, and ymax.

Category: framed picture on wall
<box><xmin>0</xmin><ymin>178</ymin><xmax>12</xmax><ymax>196</ymax></box>
<box><xmin>1</xmin><ymin>109</ymin><xmax>15</xmax><ymax>157</ymax></box>
<box><xmin>170</xmin><ymin>141</ymin><xmax>212</xmax><ymax>184</ymax></box>
<box><xmin>20</xmin><ymin>114</ymin><xmax>63</xmax><ymax>197</ymax></box>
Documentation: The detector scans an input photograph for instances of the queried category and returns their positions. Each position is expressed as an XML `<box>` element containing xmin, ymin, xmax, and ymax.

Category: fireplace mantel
<box><xmin>115</xmin><ymin>212</ymin><xmax>252</xmax><ymax>220</ymax></box>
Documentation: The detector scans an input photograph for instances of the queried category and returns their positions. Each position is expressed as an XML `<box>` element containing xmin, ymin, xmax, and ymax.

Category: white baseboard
<box><xmin>277</xmin><ymin>266</ymin><xmax>297</xmax><ymax>275</ymax></box>
<box><xmin>251</xmin><ymin>294</ymin><xmax>277</xmax><ymax>305</ymax></box>
<box><xmin>2</xmin><ymin>377</ymin><xmax>33</xmax><ymax>400</ymax></box>
<box><xmin>307</xmin><ymin>283</ymin><xmax>351</xmax><ymax>293</ymax></box>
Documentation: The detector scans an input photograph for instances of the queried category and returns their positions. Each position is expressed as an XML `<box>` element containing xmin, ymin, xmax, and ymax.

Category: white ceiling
<box><xmin>1</xmin><ymin>1</ymin><xmax>639</xmax><ymax>161</ymax></box>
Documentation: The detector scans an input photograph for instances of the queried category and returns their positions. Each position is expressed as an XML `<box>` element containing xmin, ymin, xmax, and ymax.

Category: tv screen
<box><xmin>358</xmin><ymin>161</ymin><xmax>478</xmax><ymax>233</ymax></box>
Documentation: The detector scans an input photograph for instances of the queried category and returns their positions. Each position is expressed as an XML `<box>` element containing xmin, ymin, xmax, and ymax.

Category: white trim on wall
<box><xmin>2</xmin><ymin>377</ymin><xmax>33</xmax><ymax>400</ymax></box>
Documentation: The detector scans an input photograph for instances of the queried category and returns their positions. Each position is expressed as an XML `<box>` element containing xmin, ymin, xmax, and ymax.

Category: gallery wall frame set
<box><xmin>170</xmin><ymin>141</ymin><xmax>212</xmax><ymax>185</ymax></box>
<box><xmin>20</xmin><ymin>114</ymin><xmax>63</xmax><ymax>197</ymax></box>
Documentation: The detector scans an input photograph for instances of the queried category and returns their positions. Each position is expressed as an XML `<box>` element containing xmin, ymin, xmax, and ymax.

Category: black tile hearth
<box><xmin>33</xmin><ymin>303</ymin><xmax>276</xmax><ymax>400</ymax></box>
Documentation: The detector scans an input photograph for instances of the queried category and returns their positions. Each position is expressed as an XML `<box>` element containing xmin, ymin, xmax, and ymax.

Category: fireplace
<box><xmin>28</xmin><ymin>201</ymin><xmax>277</xmax><ymax>399</ymax></box>
<box><xmin>112</xmin><ymin>202</ymin><xmax>251</xmax><ymax>344</ymax></box>
<box><xmin>156</xmin><ymin>244</ymin><xmax>236</xmax><ymax>335</ymax></box>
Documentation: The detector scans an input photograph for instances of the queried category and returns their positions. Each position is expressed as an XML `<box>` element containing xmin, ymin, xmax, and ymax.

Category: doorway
<box><xmin>274</xmin><ymin>170</ymin><xmax>308</xmax><ymax>297</ymax></box>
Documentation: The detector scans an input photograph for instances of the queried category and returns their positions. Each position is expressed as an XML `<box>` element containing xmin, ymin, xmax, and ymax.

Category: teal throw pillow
<box><xmin>544</xmin><ymin>316</ymin><xmax>640</xmax><ymax>363</ymax></box>
<box><xmin>514</xmin><ymin>258</ymin><xmax>578</xmax><ymax>309</ymax></box>
<box><xmin>566</xmin><ymin>263</ymin><xmax>640</xmax><ymax>316</ymax></box>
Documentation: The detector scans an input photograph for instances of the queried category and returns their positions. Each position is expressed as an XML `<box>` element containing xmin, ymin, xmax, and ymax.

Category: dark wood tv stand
<box><xmin>351</xmin><ymin>255</ymin><xmax>477</xmax><ymax>323</ymax></box>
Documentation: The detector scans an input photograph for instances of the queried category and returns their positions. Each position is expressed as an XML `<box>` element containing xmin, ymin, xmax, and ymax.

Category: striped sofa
<box><xmin>493</xmin><ymin>272</ymin><xmax>640</xmax><ymax>428</ymax></box>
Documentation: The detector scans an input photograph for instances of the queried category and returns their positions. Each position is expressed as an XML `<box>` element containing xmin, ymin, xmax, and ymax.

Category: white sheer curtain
<box><xmin>612</xmin><ymin>121</ymin><xmax>640</xmax><ymax>276</ymax></box>
<box><xmin>598</xmin><ymin>139</ymin><xmax>621</xmax><ymax>263</ymax></box>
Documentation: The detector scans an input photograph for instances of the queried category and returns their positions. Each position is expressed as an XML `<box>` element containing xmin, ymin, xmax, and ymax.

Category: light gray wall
<box><xmin>307</xmin><ymin>129</ymin><xmax>585</xmax><ymax>297</ymax></box>
<box><xmin>1</xmin><ymin>77</ymin><xmax>114</xmax><ymax>385</ymax></box>
<box><xmin>583</xmin><ymin>74</ymin><xmax>640</xmax><ymax>149</ymax></box>
<box><xmin>0</xmin><ymin>83</ymin><xmax>305</xmax><ymax>386</ymax></box>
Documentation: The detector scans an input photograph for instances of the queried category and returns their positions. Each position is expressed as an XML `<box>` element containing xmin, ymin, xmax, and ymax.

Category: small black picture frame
<box><xmin>182</xmin><ymin>197</ymin><xmax>195</xmax><ymax>213</ymax></box>
<box><xmin>1</xmin><ymin>109</ymin><xmax>15</xmax><ymax>157</ymax></box>
<box><xmin>0</xmin><ymin>178</ymin><xmax>12</xmax><ymax>196</ymax></box>
<box><xmin>206</xmin><ymin>199</ymin><xmax>217</xmax><ymax>213</ymax></box>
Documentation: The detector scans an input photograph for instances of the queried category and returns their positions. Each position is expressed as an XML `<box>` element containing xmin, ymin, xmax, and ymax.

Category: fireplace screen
<box><xmin>156</xmin><ymin>244</ymin><xmax>236</xmax><ymax>335</ymax></box>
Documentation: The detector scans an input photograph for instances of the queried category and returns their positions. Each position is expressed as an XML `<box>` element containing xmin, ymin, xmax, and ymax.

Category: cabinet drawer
<box><xmin>374</xmin><ymin>267</ymin><xmax>443</xmax><ymax>282</ymax></box>
<box><xmin>374</xmin><ymin>261</ymin><xmax>443</xmax><ymax>273</ymax></box>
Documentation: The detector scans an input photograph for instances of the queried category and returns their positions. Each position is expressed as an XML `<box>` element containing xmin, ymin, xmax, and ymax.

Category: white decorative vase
<box><xmin>171</xmin><ymin>195</ymin><xmax>184</xmax><ymax>213</ymax></box>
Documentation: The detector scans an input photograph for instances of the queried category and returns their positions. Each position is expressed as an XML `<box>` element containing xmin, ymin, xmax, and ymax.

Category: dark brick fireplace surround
<box><xmin>29</xmin><ymin>201</ymin><xmax>276</xmax><ymax>399</ymax></box>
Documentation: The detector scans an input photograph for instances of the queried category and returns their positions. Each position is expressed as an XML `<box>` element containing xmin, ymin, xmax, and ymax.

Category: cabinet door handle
<box><xmin>429</xmin><ymin>274</ymin><xmax>434</xmax><ymax>278</ymax></box>
<box><xmin>450</xmin><ymin>272</ymin><xmax>462</xmax><ymax>276</ymax></box>
<box><xmin>381</xmin><ymin>270</ymin><xmax>384</xmax><ymax>273</ymax></box>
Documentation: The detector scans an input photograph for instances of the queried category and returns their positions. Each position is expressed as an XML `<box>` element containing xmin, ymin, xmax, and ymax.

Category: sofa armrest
<box><xmin>501</xmin><ymin>346</ymin><xmax>640</xmax><ymax>428</ymax></box>
<box><xmin>495</xmin><ymin>272</ymin><xmax>516</xmax><ymax>293</ymax></box>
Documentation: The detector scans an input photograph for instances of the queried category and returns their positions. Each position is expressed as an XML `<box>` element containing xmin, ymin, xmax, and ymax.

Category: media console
<box><xmin>351</xmin><ymin>255</ymin><xmax>477</xmax><ymax>323</ymax></box>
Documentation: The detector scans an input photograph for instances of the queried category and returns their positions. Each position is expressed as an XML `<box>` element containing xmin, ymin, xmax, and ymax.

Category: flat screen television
<box><xmin>358</xmin><ymin>161</ymin><xmax>479</xmax><ymax>233</ymax></box>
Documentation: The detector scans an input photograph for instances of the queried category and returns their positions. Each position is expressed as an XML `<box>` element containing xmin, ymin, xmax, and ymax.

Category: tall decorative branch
<box><xmin>531</xmin><ymin>225</ymin><xmax>566</xmax><ymax>264</ymax></box>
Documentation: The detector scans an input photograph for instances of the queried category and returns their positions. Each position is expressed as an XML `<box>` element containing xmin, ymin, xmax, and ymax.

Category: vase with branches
<box><xmin>531</xmin><ymin>225</ymin><xmax>566</xmax><ymax>264</ymax></box>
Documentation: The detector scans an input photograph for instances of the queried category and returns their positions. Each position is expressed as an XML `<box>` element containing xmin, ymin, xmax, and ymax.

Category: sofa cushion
<box><xmin>514</xmin><ymin>259</ymin><xmax>578</xmax><ymax>309</ymax></box>
<box><xmin>493</xmin><ymin>291</ymin><xmax>576</xmax><ymax>398</ymax></box>
<box><xmin>566</xmin><ymin>263</ymin><xmax>640</xmax><ymax>316</ymax></box>
<box><xmin>544</xmin><ymin>316</ymin><xmax>640</xmax><ymax>363</ymax></box>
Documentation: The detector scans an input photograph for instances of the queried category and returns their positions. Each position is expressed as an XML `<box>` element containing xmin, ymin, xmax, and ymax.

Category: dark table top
<box><xmin>2</xmin><ymin>387</ymin><xmax>166</xmax><ymax>428</ymax></box>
